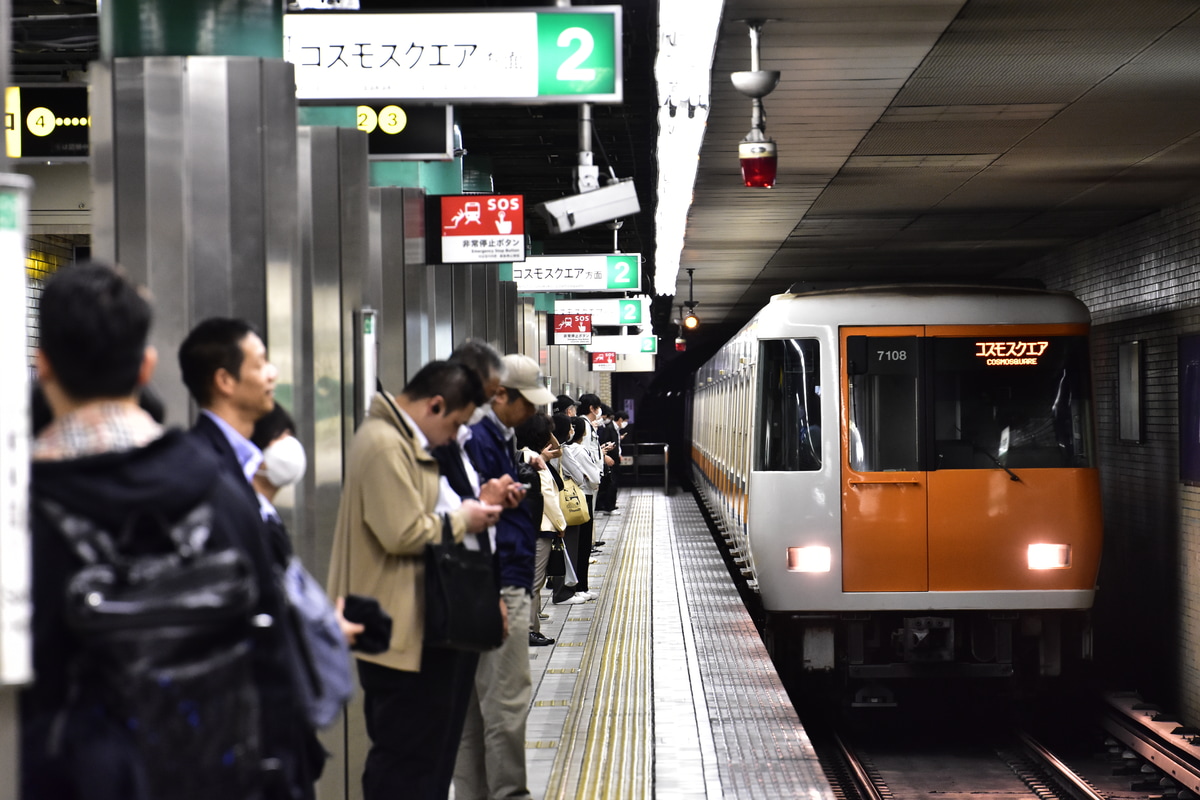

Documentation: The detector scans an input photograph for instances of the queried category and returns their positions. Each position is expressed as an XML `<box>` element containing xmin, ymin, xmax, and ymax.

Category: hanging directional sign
<box><xmin>5</xmin><ymin>85</ymin><xmax>89</xmax><ymax>161</ymax></box>
<box><xmin>284</xmin><ymin>8</ymin><xmax>622</xmax><ymax>104</ymax></box>
<box><xmin>513</xmin><ymin>253</ymin><xmax>640</xmax><ymax>293</ymax></box>
<box><xmin>428</xmin><ymin>195</ymin><xmax>525</xmax><ymax>264</ymax></box>
<box><xmin>586</xmin><ymin>334</ymin><xmax>658</xmax><ymax>355</ymax></box>
<box><xmin>553</xmin><ymin>314</ymin><xmax>592</xmax><ymax>345</ymax></box>
<box><xmin>554</xmin><ymin>296</ymin><xmax>648</xmax><ymax>326</ymax></box>
<box><xmin>591</xmin><ymin>352</ymin><xmax>616</xmax><ymax>371</ymax></box>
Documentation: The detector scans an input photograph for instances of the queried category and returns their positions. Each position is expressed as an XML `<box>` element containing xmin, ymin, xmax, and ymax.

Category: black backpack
<box><xmin>37</xmin><ymin>495</ymin><xmax>264</xmax><ymax>800</ymax></box>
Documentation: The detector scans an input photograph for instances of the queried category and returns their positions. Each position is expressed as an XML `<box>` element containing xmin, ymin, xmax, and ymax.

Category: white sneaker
<box><xmin>574</xmin><ymin>591</ymin><xmax>599</xmax><ymax>601</ymax></box>
<box><xmin>554</xmin><ymin>595</ymin><xmax>586</xmax><ymax>605</ymax></box>
<box><xmin>583</xmin><ymin>590</ymin><xmax>599</xmax><ymax>600</ymax></box>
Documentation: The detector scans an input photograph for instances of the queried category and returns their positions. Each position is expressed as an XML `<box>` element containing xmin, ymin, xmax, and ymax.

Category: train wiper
<box><xmin>977</xmin><ymin>446</ymin><xmax>1021</xmax><ymax>482</ymax></box>
<box><xmin>957</xmin><ymin>429</ymin><xmax>1022</xmax><ymax>482</ymax></box>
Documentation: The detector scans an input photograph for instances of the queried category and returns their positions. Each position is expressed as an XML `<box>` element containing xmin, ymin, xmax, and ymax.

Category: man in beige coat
<box><xmin>327</xmin><ymin>361</ymin><xmax>502</xmax><ymax>800</ymax></box>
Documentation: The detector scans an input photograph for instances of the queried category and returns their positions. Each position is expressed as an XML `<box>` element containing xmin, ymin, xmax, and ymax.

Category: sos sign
<box><xmin>429</xmin><ymin>195</ymin><xmax>526</xmax><ymax>265</ymax></box>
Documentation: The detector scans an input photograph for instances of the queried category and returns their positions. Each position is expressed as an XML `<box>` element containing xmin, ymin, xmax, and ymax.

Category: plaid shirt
<box><xmin>32</xmin><ymin>401</ymin><xmax>164</xmax><ymax>462</ymax></box>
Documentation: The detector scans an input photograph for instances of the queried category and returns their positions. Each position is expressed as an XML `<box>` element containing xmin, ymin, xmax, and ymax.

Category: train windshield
<box><xmin>847</xmin><ymin>334</ymin><xmax>1094</xmax><ymax>471</ymax></box>
<box><xmin>756</xmin><ymin>339</ymin><xmax>822</xmax><ymax>471</ymax></box>
<box><xmin>931</xmin><ymin>336</ymin><xmax>1094</xmax><ymax>470</ymax></box>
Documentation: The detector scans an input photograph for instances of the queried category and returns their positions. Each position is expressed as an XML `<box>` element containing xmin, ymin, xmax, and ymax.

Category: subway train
<box><xmin>690</xmin><ymin>286</ymin><xmax>1102</xmax><ymax>699</ymax></box>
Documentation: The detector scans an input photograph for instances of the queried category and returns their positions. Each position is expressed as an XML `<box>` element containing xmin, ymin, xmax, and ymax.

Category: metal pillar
<box><xmin>90</xmin><ymin>57</ymin><xmax>300</xmax><ymax>426</ymax></box>
<box><xmin>295</xmin><ymin>125</ymin><xmax>370</xmax><ymax>800</ymax></box>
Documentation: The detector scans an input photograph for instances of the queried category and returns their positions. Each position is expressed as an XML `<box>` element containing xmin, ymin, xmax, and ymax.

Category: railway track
<box><xmin>817</xmin><ymin>691</ymin><xmax>1200</xmax><ymax>800</ymax></box>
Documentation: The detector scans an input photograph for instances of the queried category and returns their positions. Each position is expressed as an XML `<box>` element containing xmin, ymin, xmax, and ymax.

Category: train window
<box><xmin>847</xmin><ymin>336</ymin><xmax>921</xmax><ymax>471</ymax></box>
<box><xmin>756</xmin><ymin>339</ymin><xmax>822</xmax><ymax>471</ymax></box>
<box><xmin>930</xmin><ymin>336</ymin><xmax>1094</xmax><ymax>470</ymax></box>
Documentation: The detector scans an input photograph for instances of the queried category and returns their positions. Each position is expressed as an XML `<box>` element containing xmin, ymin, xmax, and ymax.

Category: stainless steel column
<box><xmin>368</xmin><ymin>186</ymin><xmax>436</xmax><ymax>385</ymax></box>
<box><xmin>91</xmin><ymin>57</ymin><xmax>299</xmax><ymax>426</ymax></box>
<box><xmin>296</xmin><ymin>125</ymin><xmax>370</xmax><ymax>800</ymax></box>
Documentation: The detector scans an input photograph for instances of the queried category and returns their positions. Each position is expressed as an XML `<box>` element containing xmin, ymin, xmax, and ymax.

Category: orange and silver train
<box><xmin>690</xmin><ymin>286</ymin><xmax>1102</xmax><ymax>692</ymax></box>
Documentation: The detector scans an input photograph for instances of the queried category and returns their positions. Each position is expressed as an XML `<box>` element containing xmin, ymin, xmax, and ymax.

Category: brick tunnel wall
<box><xmin>1006</xmin><ymin>195</ymin><xmax>1200</xmax><ymax>718</ymax></box>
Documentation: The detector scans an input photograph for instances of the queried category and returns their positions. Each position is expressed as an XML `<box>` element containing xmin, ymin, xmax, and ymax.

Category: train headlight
<box><xmin>787</xmin><ymin>546</ymin><xmax>831</xmax><ymax>573</ymax></box>
<box><xmin>1027</xmin><ymin>543</ymin><xmax>1071</xmax><ymax>570</ymax></box>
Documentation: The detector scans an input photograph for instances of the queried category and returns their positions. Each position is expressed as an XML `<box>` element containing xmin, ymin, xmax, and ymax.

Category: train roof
<box><xmin>755</xmin><ymin>283</ymin><xmax>1091</xmax><ymax>329</ymax></box>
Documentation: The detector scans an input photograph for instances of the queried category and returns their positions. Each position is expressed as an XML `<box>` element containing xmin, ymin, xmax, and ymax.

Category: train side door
<box><xmin>840</xmin><ymin>328</ymin><xmax>928</xmax><ymax>591</ymax></box>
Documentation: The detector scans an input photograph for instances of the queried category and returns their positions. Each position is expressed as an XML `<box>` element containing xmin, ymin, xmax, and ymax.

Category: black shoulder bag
<box><xmin>375</xmin><ymin>385</ymin><xmax>504</xmax><ymax>652</ymax></box>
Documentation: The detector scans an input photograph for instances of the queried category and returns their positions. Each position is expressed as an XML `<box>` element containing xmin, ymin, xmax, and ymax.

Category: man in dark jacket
<box><xmin>179</xmin><ymin>316</ymin><xmax>320</xmax><ymax>798</ymax></box>
<box><xmin>24</xmin><ymin>263</ymin><xmax>295</xmax><ymax>800</ymax></box>
<box><xmin>454</xmin><ymin>354</ymin><xmax>554</xmax><ymax>800</ymax></box>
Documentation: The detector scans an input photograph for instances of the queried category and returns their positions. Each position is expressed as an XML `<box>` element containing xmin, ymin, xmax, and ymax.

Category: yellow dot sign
<box><xmin>356</xmin><ymin>105</ymin><xmax>408</xmax><ymax>135</ymax></box>
<box><xmin>26</xmin><ymin>107</ymin><xmax>55</xmax><ymax>137</ymax></box>
<box><xmin>378</xmin><ymin>105</ymin><xmax>406</xmax><ymax>134</ymax></box>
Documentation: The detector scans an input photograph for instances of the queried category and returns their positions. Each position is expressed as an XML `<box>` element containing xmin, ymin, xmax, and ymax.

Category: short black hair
<box><xmin>551</xmin><ymin>413</ymin><xmax>573</xmax><ymax>445</ymax></box>
<box><xmin>251</xmin><ymin>402</ymin><xmax>296</xmax><ymax>451</ymax></box>
<box><xmin>38</xmin><ymin>262</ymin><xmax>152</xmax><ymax>400</ymax></box>
<box><xmin>578</xmin><ymin>393</ymin><xmax>602</xmax><ymax>414</ymax></box>
<box><xmin>449</xmin><ymin>339</ymin><xmax>504</xmax><ymax>385</ymax></box>
<box><xmin>569</xmin><ymin>415</ymin><xmax>589</xmax><ymax>444</ymax></box>
<box><xmin>179</xmin><ymin>317</ymin><xmax>257</xmax><ymax>407</ymax></box>
<box><xmin>600</xmin><ymin>404</ymin><xmax>613</xmax><ymax>417</ymax></box>
<box><xmin>515</xmin><ymin>412</ymin><xmax>553</xmax><ymax>452</ymax></box>
<box><xmin>403</xmin><ymin>360</ymin><xmax>486</xmax><ymax>412</ymax></box>
<box><xmin>614</xmin><ymin>410</ymin><xmax>629</xmax><ymax>421</ymax></box>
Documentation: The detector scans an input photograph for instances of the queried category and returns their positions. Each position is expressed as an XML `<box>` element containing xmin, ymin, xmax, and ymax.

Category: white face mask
<box><xmin>262</xmin><ymin>435</ymin><xmax>307</xmax><ymax>488</ymax></box>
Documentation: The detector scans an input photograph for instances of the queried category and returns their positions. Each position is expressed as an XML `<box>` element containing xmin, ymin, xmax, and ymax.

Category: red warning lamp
<box><xmin>739</xmin><ymin>139</ymin><xmax>777</xmax><ymax>189</ymax></box>
<box><xmin>731</xmin><ymin>21</ymin><xmax>780</xmax><ymax>189</ymax></box>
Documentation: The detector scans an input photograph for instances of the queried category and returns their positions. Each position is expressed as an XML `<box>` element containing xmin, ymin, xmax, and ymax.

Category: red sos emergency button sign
<box><xmin>592</xmin><ymin>351</ymin><xmax>616</xmax><ymax>371</ymax></box>
<box><xmin>438</xmin><ymin>195</ymin><xmax>525</xmax><ymax>264</ymax></box>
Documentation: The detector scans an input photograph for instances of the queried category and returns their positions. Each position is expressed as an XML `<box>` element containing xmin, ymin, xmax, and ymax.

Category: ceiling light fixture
<box><xmin>682</xmin><ymin>267</ymin><xmax>699</xmax><ymax>329</ymax></box>
<box><xmin>731</xmin><ymin>20</ymin><xmax>780</xmax><ymax>188</ymax></box>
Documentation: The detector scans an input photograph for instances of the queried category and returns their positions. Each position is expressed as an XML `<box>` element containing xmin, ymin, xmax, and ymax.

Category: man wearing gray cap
<box><xmin>455</xmin><ymin>354</ymin><xmax>555</xmax><ymax>800</ymax></box>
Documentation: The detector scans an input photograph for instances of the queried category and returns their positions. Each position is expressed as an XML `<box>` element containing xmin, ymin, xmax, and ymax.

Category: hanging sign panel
<box><xmin>5</xmin><ymin>85</ymin><xmax>90</xmax><ymax>161</ymax></box>
<box><xmin>513</xmin><ymin>253</ymin><xmax>640</xmax><ymax>293</ymax></box>
<box><xmin>428</xmin><ymin>195</ymin><xmax>525</xmax><ymax>264</ymax></box>
<box><xmin>357</xmin><ymin>104</ymin><xmax>453</xmax><ymax>161</ymax></box>
<box><xmin>592</xmin><ymin>352</ymin><xmax>616</xmax><ymax>371</ymax></box>
<box><xmin>586</xmin><ymin>334</ymin><xmax>658</xmax><ymax>355</ymax></box>
<box><xmin>553</xmin><ymin>313</ymin><xmax>592</xmax><ymax>345</ymax></box>
<box><xmin>554</xmin><ymin>296</ymin><xmax>648</xmax><ymax>326</ymax></box>
<box><xmin>283</xmin><ymin>8</ymin><xmax>622</xmax><ymax>103</ymax></box>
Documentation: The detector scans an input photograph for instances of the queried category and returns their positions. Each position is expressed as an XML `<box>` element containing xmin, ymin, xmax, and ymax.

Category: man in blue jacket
<box><xmin>455</xmin><ymin>354</ymin><xmax>554</xmax><ymax>800</ymax></box>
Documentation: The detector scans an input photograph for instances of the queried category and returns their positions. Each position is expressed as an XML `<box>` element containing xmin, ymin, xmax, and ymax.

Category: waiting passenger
<box><xmin>24</xmin><ymin>263</ymin><xmax>296</xmax><ymax>800</ymax></box>
<box><xmin>454</xmin><ymin>354</ymin><xmax>555</xmax><ymax>800</ymax></box>
<box><xmin>328</xmin><ymin>361</ymin><xmax>501</xmax><ymax>800</ymax></box>
<box><xmin>515</xmin><ymin>413</ymin><xmax>566</xmax><ymax>646</ymax></box>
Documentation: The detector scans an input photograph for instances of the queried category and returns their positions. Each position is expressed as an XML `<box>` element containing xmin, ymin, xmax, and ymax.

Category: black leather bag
<box><xmin>546</xmin><ymin>538</ymin><xmax>566</xmax><ymax>577</ymax></box>
<box><xmin>424</xmin><ymin>515</ymin><xmax>504</xmax><ymax>652</ymax></box>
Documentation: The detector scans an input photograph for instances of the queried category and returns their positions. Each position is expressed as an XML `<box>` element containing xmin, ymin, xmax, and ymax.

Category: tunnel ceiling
<box><xmin>16</xmin><ymin>1</ymin><xmax>1200</xmax><ymax>358</ymax></box>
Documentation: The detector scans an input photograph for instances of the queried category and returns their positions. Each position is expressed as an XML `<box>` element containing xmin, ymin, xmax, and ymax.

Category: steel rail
<box><xmin>833</xmin><ymin>733</ymin><xmax>886</xmax><ymax>800</ymax></box>
<box><xmin>1016</xmin><ymin>731</ymin><xmax>1107</xmax><ymax>800</ymax></box>
<box><xmin>1101</xmin><ymin>702</ymin><xmax>1200</xmax><ymax>795</ymax></box>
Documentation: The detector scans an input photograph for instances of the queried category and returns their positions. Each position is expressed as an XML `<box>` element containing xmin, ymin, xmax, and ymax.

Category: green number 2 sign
<box><xmin>605</xmin><ymin>255</ymin><xmax>639</xmax><ymax>290</ymax></box>
<box><xmin>537</xmin><ymin>13</ymin><xmax>618</xmax><ymax>98</ymax></box>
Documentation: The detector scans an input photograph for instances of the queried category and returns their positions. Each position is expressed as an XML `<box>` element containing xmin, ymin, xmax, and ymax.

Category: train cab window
<box><xmin>846</xmin><ymin>336</ymin><xmax>921</xmax><ymax>471</ymax></box>
<box><xmin>756</xmin><ymin>339</ymin><xmax>822</xmax><ymax>471</ymax></box>
<box><xmin>930</xmin><ymin>336</ymin><xmax>1094</xmax><ymax>470</ymax></box>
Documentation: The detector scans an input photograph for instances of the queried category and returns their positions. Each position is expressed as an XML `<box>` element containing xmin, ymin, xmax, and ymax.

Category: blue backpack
<box><xmin>279</xmin><ymin>556</ymin><xmax>354</xmax><ymax>729</ymax></box>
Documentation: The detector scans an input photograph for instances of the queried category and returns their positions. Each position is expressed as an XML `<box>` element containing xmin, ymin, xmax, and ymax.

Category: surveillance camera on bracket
<box><xmin>532</xmin><ymin>178</ymin><xmax>640</xmax><ymax>235</ymax></box>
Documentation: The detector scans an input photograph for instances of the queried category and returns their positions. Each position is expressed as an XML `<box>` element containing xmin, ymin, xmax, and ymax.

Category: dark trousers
<box><xmin>575</xmin><ymin>495</ymin><xmax>594</xmax><ymax>593</ymax></box>
<box><xmin>357</xmin><ymin>647</ymin><xmax>479</xmax><ymax>800</ymax></box>
<box><xmin>596</xmin><ymin>468</ymin><xmax>618</xmax><ymax>511</ymax></box>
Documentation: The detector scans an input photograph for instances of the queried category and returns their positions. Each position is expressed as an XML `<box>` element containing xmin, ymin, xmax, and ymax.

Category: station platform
<box><xmin>523</xmin><ymin>488</ymin><xmax>834</xmax><ymax>799</ymax></box>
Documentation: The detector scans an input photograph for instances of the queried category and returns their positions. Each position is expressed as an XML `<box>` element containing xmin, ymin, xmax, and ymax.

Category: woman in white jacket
<box><xmin>554</xmin><ymin>415</ymin><xmax>601</xmax><ymax>604</ymax></box>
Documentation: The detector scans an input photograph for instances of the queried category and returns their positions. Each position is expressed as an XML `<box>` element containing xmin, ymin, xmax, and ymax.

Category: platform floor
<box><xmin>523</xmin><ymin>488</ymin><xmax>834</xmax><ymax>799</ymax></box>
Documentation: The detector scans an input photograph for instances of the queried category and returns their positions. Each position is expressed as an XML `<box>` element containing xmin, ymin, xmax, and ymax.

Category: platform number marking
<box><xmin>619</xmin><ymin>299</ymin><xmax>642</xmax><ymax>324</ymax></box>
<box><xmin>538</xmin><ymin>13</ymin><xmax>617</xmax><ymax>97</ymax></box>
<box><xmin>605</xmin><ymin>255</ymin><xmax>639</xmax><ymax>290</ymax></box>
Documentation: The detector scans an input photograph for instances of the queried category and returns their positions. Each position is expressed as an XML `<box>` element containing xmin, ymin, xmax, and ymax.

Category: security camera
<box><xmin>532</xmin><ymin>179</ymin><xmax>640</xmax><ymax>234</ymax></box>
